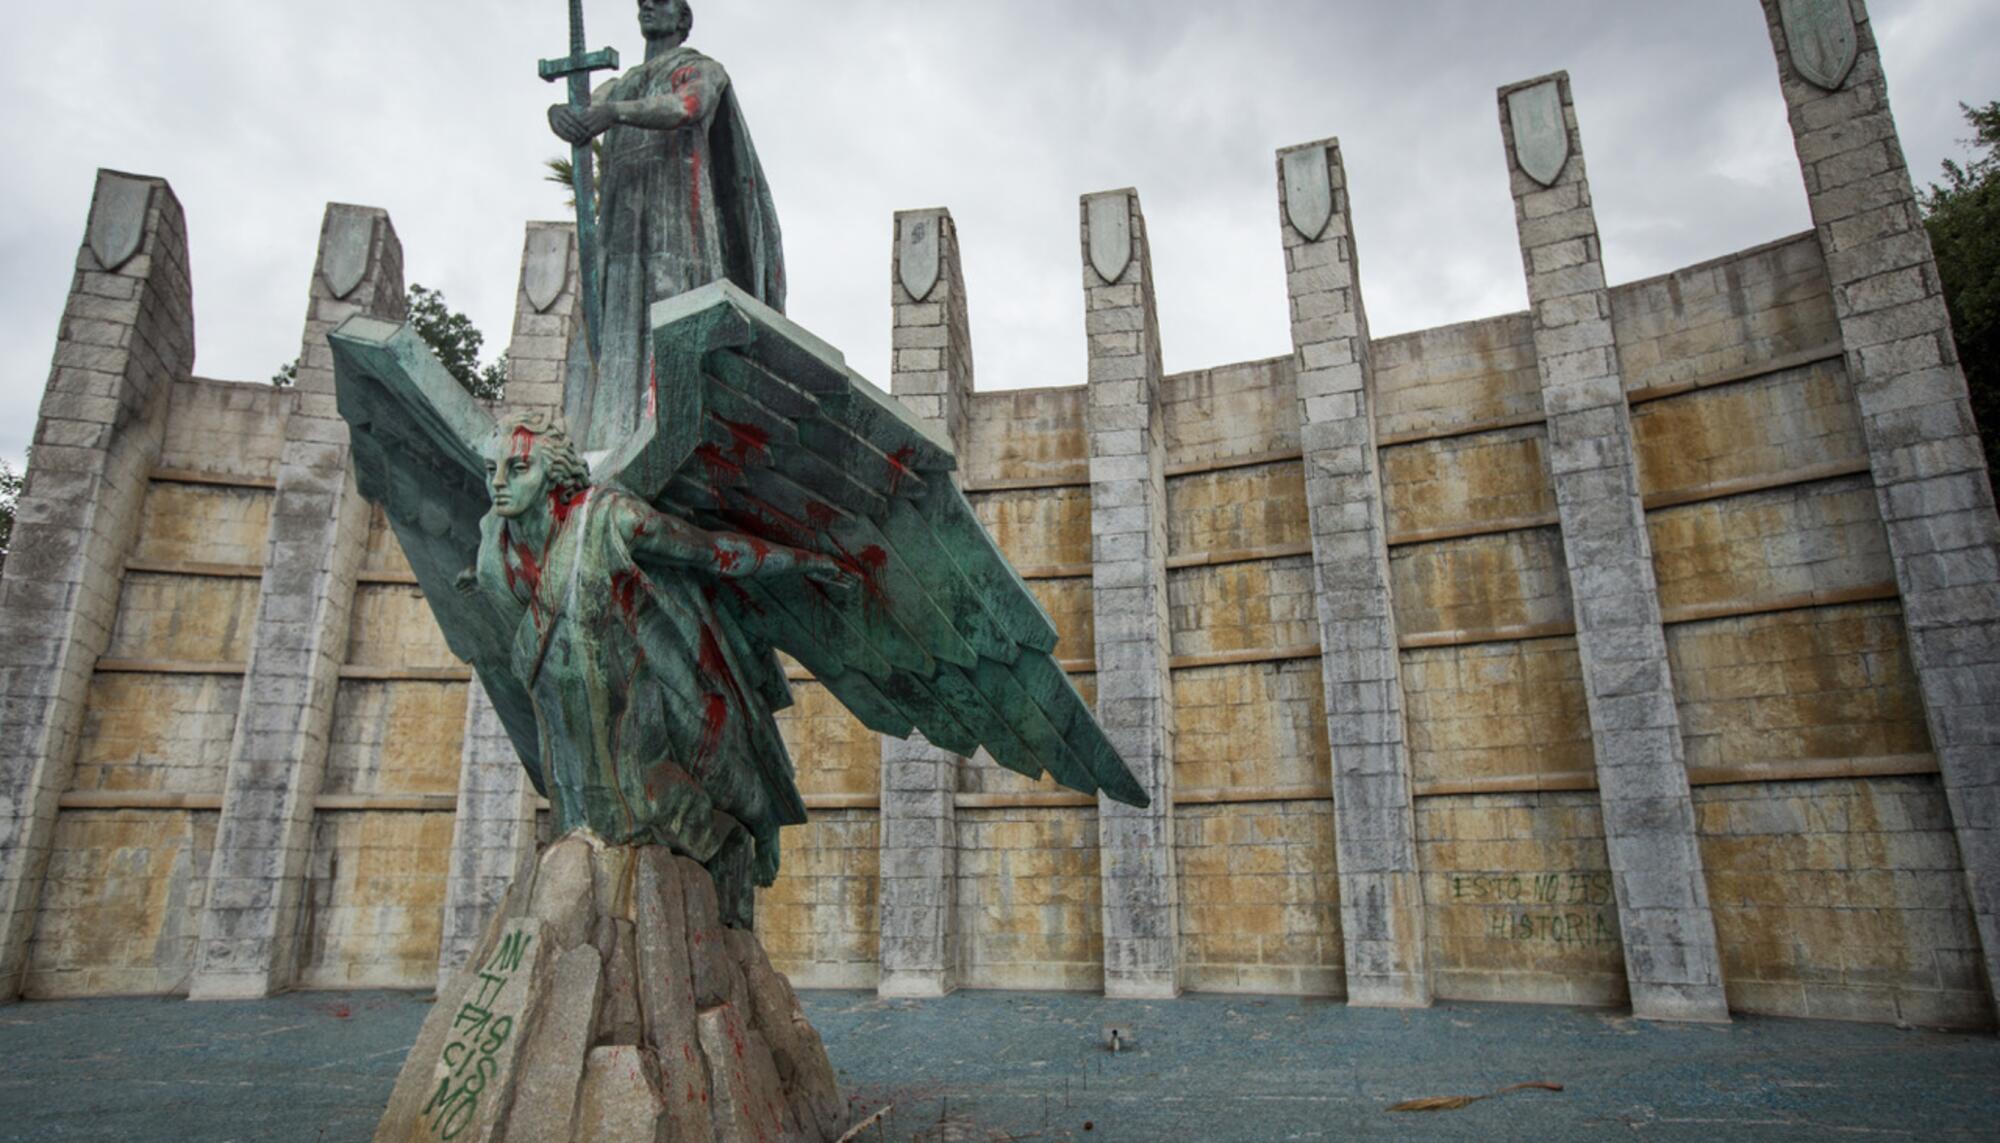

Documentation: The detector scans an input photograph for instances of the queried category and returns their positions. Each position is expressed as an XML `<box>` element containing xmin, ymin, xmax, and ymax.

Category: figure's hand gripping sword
<box><xmin>539</xmin><ymin>0</ymin><xmax>620</xmax><ymax>361</ymax></box>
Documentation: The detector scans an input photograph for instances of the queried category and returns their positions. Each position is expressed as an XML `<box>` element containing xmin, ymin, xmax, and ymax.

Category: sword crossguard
<box><xmin>538</xmin><ymin>47</ymin><xmax>621</xmax><ymax>83</ymax></box>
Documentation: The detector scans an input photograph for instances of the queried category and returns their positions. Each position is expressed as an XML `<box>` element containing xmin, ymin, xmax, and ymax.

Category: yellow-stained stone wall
<box><xmin>1381</xmin><ymin>427</ymin><xmax>1555</xmax><ymax>539</ymax></box>
<box><xmin>1415</xmin><ymin>793</ymin><xmax>1625</xmax><ymax>1006</ymax></box>
<box><xmin>22</xmin><ymin>234</ymin><xmax>1990</xmax><ymax>1025</ymax></box>
<box><xmin>1373</xmin><ymin>314</ymin><xmax>1541</xmax><ymax>441</ymax></box>
<box><xmin>1631</xmin><ymin>360</ymin><xmax>1864</xmax><ymax>496</ymax></box>
<box><xmin>1695</xmin><ymin>778</ymin><xmax>1984</xmax><ymax>1028</ymax></box>
<box><xmin>324</xmin><ymin>682</ymin><xmax>468</xmax><ymax>796</ymax></box>
<box><xmin>1609</xmin><ymin>235</ymin><xmax>1959</xmax><ymax>1024</ymax></box>
<box><xmin>300</xmin><ymin>506</ymin><xmax>464</xmax><ymax>990</ymax></box>
<box><xmin>756</xmin><ymin>811</ymin><xmax>879</xmax><ymax>988</ymax></box>
<box><xmin>1401</xmin><ymin>639</ymin><xmax>1595</xmax><ymax>790</ymax></box>
<box><xmin>1373</xmin><ymin>309</ymin><xmax>1623</xmax><ymax>1004</ymax></box>
<box><xmin>1667</xmin><ymin>604</ymin><xmax>1932</xmax><ymax>779</ymax></box>
<box><xmin>766</xmin><ymin>673</ymin><xmax>882</xmax><ymax>988</ymax></box>
<box><xmin>73</xmin><ymin>674</ymin><xmax>243</xmax><ymax>795</ymax></box>
<box><xmin>23</xmin><ymin>811</ymin><xmax>218</xmax><ymax>997</ymax></box>
<box><xmin>1647</xmin><ymin>478</ymin><xmax>1893</xmax><ymax>615</ymax></box>
<box><xmin>1176</xmin><ymin>802</ymin><xmax>1342</xmax><ymax>994</ymax></box>
<box><xmin>25</xmin><ymin>379</ymin><xmax>288</xmax><ymax>997</ymax></box>
<box><xmin>1161</xmin><ymin>358</ymin><xmax>1299</xmax><ymax>465</ymax></box>
<box><xmin>1610</xmin><ymin>235</ymin><xmax>1841</xmax><ymax>396</ymax></box>
<box><xmin>130</xmin><ymin>483</ymin><xmax>273</xmax><ymax>568</ymax></box>
<box><xmin>955</xmin><ymin>807</ymin><xmax>1103</xmax><ymax>990</ymax></box>
<box><xmin>1165</xmin><ymin>462</ymin><xmax>1309</xmax><ymax>559</ymax></box>
<box><xmin>296</xmin><ymin>812</ymin><xmax>454</xmax><ymax>989</ymax></box>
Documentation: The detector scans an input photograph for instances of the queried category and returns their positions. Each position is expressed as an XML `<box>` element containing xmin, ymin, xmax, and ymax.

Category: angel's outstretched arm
<box><xmin>617</xmin><ymin>495</ymin><xmax>848</xmax><ymax>587</ymax></box>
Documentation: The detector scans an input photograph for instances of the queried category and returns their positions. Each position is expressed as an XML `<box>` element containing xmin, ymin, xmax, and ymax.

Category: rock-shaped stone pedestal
<box><xmin>377</xmin><ymin>832</ymin><xmax>848</xmax><ymax>1142</ymax></box>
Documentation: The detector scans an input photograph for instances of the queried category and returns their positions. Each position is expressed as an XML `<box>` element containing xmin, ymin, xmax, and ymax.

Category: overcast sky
<box><xmin>3</xmin><ymin>0</ymin><xmax>1996</xmax><ymax>473</ymax></box>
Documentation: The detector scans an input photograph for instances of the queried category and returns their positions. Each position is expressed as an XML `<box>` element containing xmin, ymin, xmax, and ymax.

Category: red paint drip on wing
<box><xmin>718</xmin><ymin>417</ymin><xmax>771</xmax><ymax>465</ymax></box>
<box><xmin>610</xmin><ymin>567</ymin><xmax>645</xmax><ymax>629</ymax></box>
<box><xmin>885</xmin><ymin>444</ymin><xmax>917</xmax><ymax>495</ymax></box>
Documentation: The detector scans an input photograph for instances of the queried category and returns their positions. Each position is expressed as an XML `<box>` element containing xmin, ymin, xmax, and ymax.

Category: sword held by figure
<box><xmin>540</xmin><ymin>0</ymin><xmax>620</xmax><ymax>360</ymax></box>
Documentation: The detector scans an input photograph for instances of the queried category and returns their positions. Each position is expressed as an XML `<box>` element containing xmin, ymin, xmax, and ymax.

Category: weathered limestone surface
<box><xmin>1081</xmin><ymin>188</ymin><xmax>1180</xmax><ymax>999</ymax></box>
<box><xmin>1277</xmin><ymin>138</ymin><xmax>1427</xmax><ymax>1007</ymax></box>
<box><xmin>0</xmin><ymin>171</ymin><xmax>193</xmax><ymax>1002</ymax></box>
<box><xmin>190</xmin><ymin>204</ymin><xmax>407</xmax><ymax>1000</ymax></box>
<box><xmin>1760</xmin><ymin>0</ymin><xmax>2000</xmax><ymax>1000</ymax></box>
<box><xmin>1499</xmin><ymin>73</ymin><xmax>1729</xmax><ymax>1023</ymax></box>
<box><xmin>376</xmin><ymin>833</ymin><xmax>847</xmax><ymax>1143</ymax></box>
<box><xmin>877</xmin><ymin>209</ymin><xmax>971</xmax><ymax>998</ymax></box>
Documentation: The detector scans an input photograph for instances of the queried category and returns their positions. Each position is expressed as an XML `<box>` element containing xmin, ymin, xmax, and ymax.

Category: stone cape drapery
<box><xmin>479</xmin><ymin>484</ymin><xmax>804</xmax><ymax>911</ymax></box>
<box><xmin>574</xmin><ymin>45</ymin><xmax>786</xmax><ymax>453</ymax></box>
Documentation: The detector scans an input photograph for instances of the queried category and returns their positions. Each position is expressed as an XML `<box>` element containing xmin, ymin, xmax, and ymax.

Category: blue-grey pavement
<box><xmin>0</xmin><ymin>989</ymin><xmax>1995</xmax><ymax>1140</ymax></box>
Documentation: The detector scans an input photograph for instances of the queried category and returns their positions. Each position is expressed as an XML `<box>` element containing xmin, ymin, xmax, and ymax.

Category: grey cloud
<box><xmin>3</xmin><ymin>0</ymin><xmax>1994</xmax><ymax>473</ymax></box>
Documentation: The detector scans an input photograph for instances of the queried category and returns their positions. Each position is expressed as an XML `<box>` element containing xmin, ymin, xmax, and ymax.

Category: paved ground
<box><xmin>0</xmin><ymin>989</ymin><xmax>1995</xmax><ymax>1140</ymax></box>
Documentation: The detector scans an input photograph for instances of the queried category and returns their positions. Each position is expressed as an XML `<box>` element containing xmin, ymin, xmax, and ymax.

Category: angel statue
<box><xmin>329</xmin><ymin>284</ymin><xmax>1148</xmax><ymax>930</ymax></box>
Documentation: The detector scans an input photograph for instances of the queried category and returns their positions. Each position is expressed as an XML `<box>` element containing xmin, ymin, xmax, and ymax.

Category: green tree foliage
<box><xmin>271</xmin><ymin>282</ymin><xmax>506</xmax><ymax>400</ymax></box>
<box><xmin>1921</xmin><ymin>101</ymin><xmax>2000</xmax><ymax>484</ymax></box>
<box><xmin>0</xmin><ymin>457</ymin><xmax>23</xmax><ymax>579</ymax></box>
<box><xmin>408</xmin><ymin>283</ymin><xmax>508</xmax><ymax>400</ymax></box>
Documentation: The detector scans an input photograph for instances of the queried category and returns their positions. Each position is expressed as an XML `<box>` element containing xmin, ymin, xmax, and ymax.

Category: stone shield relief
<box><xmin>320</xmin><ymin>208</ymin><xmax>376</xmax><ymax>301</ymax></box>
<box><xmin>898</xmin><ymin>212</ymin><xmax>942</xmax><ymax>302</ymax></box>
<box><xmin>1507</xmin><ymin>80</ymin><xmax>1571</xmax><ymax>188</ymax></box>
<box><xmin>86</xmin><ymin>174</ymin><xmax>153</xmax><ymax>273</ymax></box>
<box><xmin>1282</xmin><ymin>145</ymin><xmax>1335</xmax><ymax>243</ymax></box>
<box><xmin>524</xmin><ymin>227</ymin><xmax>572</xmax><ymax>314</ymax></box>
<box><xmin>1778</xmin><ymin>0</ymin><xmax>1858</xmax><ymax>91</ymax></box>
<box><xmin>1085</xmin><ymin>192</ymin><xmax>1133</xmax><ymax>285</ymax></box>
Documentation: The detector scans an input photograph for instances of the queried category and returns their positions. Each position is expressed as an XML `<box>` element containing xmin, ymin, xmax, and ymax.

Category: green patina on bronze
<box><xmin>331</xmin><ymin>283</ymin><xmax>1147</xmax><ymax>929</ymax></box>
<box><xmin>549</xmin><ymin>0</ymin><xmax>786</xmax><ymax>454</ymax></box>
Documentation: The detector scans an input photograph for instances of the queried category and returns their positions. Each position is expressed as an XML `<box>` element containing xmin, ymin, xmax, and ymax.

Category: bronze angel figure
<box><xmin>329</xmin><ymin>283</ymin><xmax>1146</xmax><ymax>928</ymax></box>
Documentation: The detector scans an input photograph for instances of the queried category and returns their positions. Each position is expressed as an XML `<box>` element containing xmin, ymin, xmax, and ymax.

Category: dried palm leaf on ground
<box><xmin>1388</xmin><ymin>1080</ymin><xmax>1564</xmax><ymax>1113</ymax></box>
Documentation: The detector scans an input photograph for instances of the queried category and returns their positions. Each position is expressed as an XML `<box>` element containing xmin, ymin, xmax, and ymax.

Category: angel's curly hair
<box><xmin>495</xmin><ymin>410</ymin><xmax>592</xmax><ymax>494</ymax></box>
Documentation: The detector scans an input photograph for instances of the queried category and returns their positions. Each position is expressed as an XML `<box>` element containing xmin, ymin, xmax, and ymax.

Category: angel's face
<box><xmin>486</xmin><ymin>428</ymin><xmax>551</xmax><ymax>520</ymax></box>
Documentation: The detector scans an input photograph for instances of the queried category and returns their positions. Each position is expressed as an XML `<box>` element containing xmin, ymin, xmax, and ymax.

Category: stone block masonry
<box><xmin>1082</xmin><ymin>189</ymin><xmax>1180</xmax><ymax>998</ymax></box>
<box><xmin>0</xmin><ymin>172</ymin><xmax>193</xmax><ymax>1002</ymax></box>
<box><xmin>878</xmin><ymin>209</ymin><xmax>971</xmax><ymax>998</ymax></box>
<box><xmin>1760</xmin><ymin>0</ymin><xmax>2000</xmax><ymax>1005</ymax></box>
<box><xmin>188</xmin><ymin>205</ymin><xmax>407</xmax><ymax>1000</ymax></box>
<box><xmin>1276</xmin><ymin>138</ymin><xmax>1429</xmax><ymax>1007</ymax></box>
<box><xmin>1498</xmin><ymin>72</ymin><xmax>1729</xmax><ymax>1023</ymax></box>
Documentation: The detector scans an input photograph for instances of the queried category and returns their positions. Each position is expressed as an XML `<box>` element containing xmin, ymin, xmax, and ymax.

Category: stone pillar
<box><xmin>189</xmin><ymin>205</ymin><xmax>406</xmax><ymax>1000</ymax></box>
<box><xmin>1276</xmin><ymin>140</ymin><xmax>1430</xmax><ymax>1008</ymax></box>
<box><xmin>1760</xmin><ymin>0</ymin><xmax>2000</xmax><ymax>996</ymax></box>
<box><xmin>434</xmin><ymin>222</ymin><xmax>577</xmax><ymax>988</ymax></box>
<box><xmin>877</xmin><ymin>208</ymin><xmax>972</xmax><ymax>999</ymax></box>
<box><xmin>1498</xmin><ymin>73</ymin><xmax>1729</xmax><ymax>1022</ymax></box>
<box><xmin>1080</xmin><ymin>189</ymin><xmax>1178</xmax><ymax>999</ymax></box>
<box><xmin>0</xmin><ymin>172</ymin><xmax>193</xmax><ymax>1001</ymax></box>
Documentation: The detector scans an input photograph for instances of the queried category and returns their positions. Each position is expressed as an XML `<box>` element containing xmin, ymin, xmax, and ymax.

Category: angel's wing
<box><xmin>609</xmin><ymin>282</ymin><xmax>1148</xmax><ymax>808</ymax></box>
<box><xmin>327</xmin><ymin>316</ymin><xmax>546</xmax><ymax>795</ymax></box>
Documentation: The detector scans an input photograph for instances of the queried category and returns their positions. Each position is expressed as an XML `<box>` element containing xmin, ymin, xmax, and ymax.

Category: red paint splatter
<box><xmin>718</xmin><ymin>417</ymin><xmax>770</xmax><ymax>465</ymax></box>
<box><xmin>509</xmin><ymin>425</ymin><xmax>535</xmax><ymax>460</ymax></box>
<box><xmin>745</xmin><ymin>535</ymin><xmax>770</xmax><ymax>571</ymax></box>
<box><xmin>885</xmin><ymin>444</ymin><xmax>917</xmax><ymax>494</ymax></box>
<box><xmin>549</xmin><ymin>484</ymin><xmax>589</xmax><ymax>525</ymax></box>
<box><xmin>504</xmin><ymin>533</ymin><xmax>544</xmax><ymax>600</ymax></box>
<box><xmin>610</xmin><ymin>567</ymin><xmax>645</xmax><ymax>628</ymax></box>
<box><xmin>720</xmin><ymin>580</ymin><xmax>762</xmax><ymax>616</ymax></box>
<box><xmin>805</xmin><ymin>501</ymin><xmax>836</xmax><ymax>532</ymax></box>
<box><xmin>647</xmin><ymin>359</ymin><xmax>658</xmax><ymax>420</ymax></box>
<box><xmin>695</xmin><ymin>693</ymin><xmax>728</xmax><ymax>766</ymax></box>
<box><xmin>713</xmin><ymin>543</ymin><xmax>740</xmax><ymax>573</ymax></box>
<box><xmin>695</xmin><ymin>443</ymin><xmax>744</xmax><ymax>500</ymax></box>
